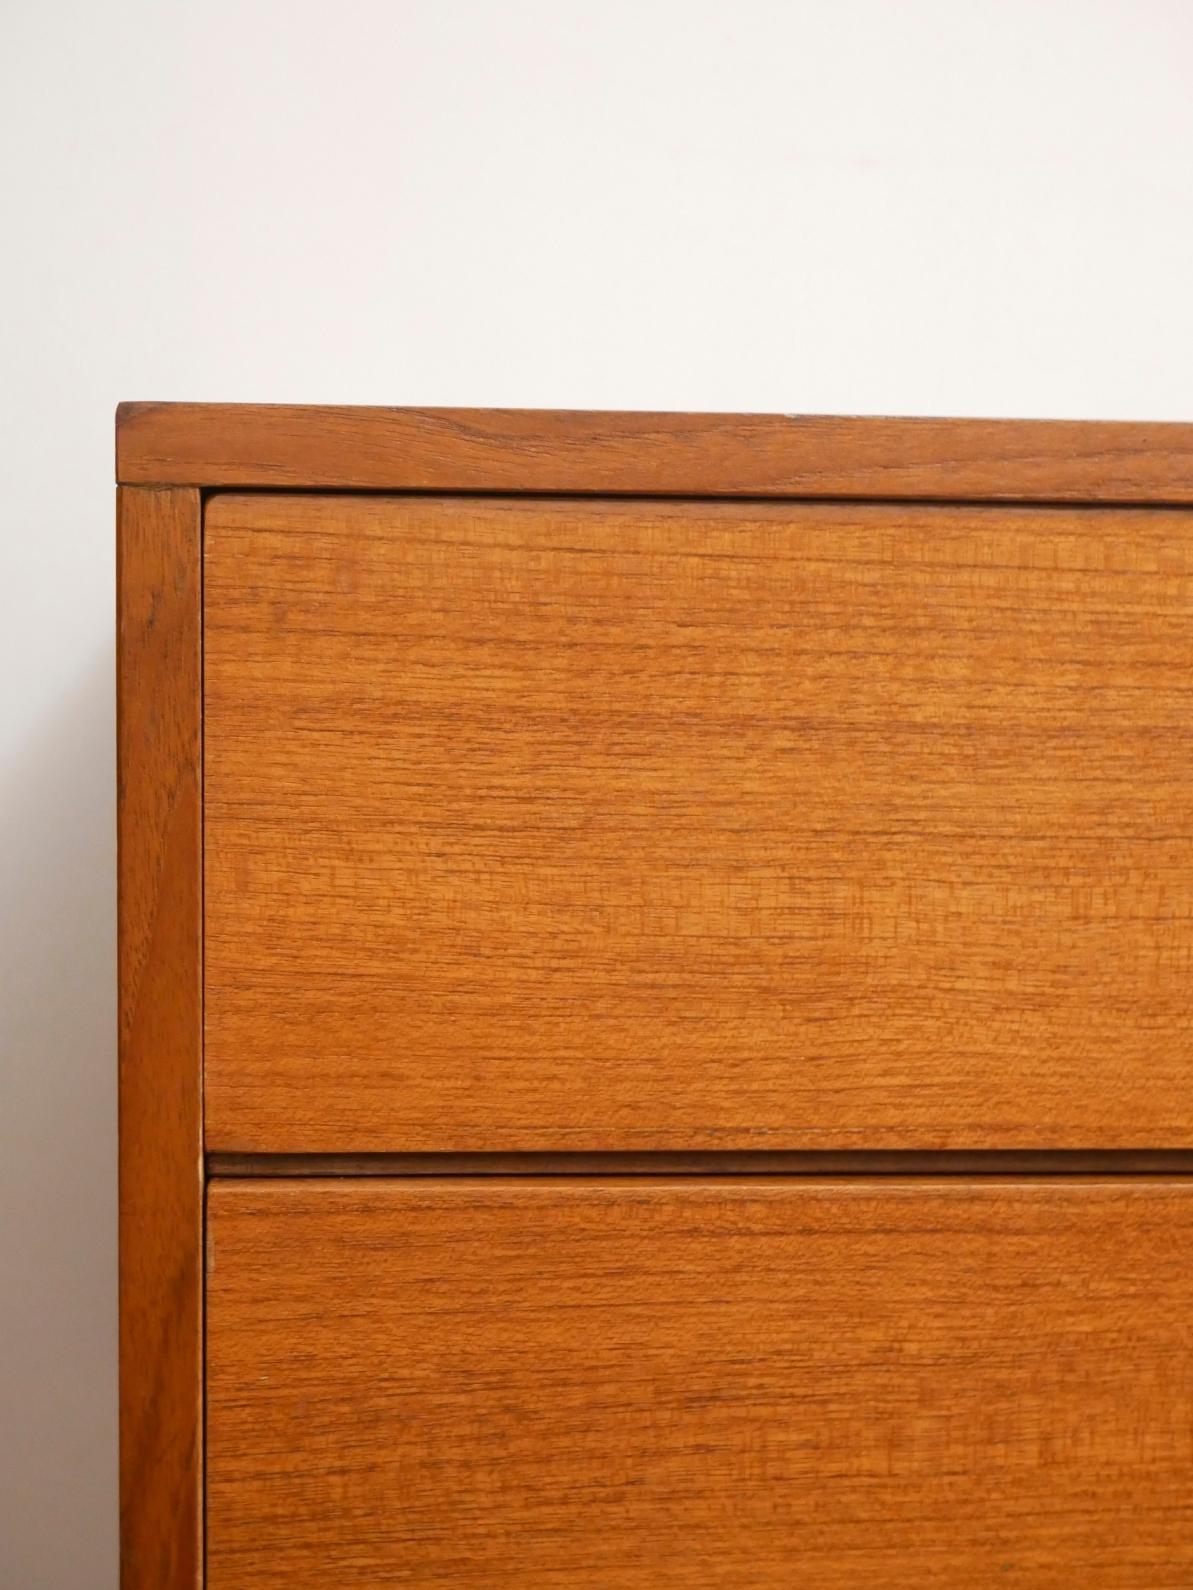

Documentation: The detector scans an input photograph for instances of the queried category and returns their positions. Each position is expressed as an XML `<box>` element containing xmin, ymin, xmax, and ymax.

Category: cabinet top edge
<box><xmin>115</xmin><ymin>402</ymin><xmax>1193</xmax><ymax>503</ymax></box>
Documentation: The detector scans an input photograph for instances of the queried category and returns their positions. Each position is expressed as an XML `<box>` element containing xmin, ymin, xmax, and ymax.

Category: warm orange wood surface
<box><xmin>116</xmin><ymin>487</ymin><xmax>203</xmax><ymax>1588</ymax></box>
<box><xmin>117</xmin><ymin>402</ymin><xmax>1193</xmax><ymax>500</ymax></box>
<box><xmin>204</xmin><ymin>492</ymin><xmax>1193</xmax><ymax>1151</ymax></box>
<box><xmin>206</xmin><ymin>1177</ymin><xmax>1193</xmax><ymax>1589</ymax></box>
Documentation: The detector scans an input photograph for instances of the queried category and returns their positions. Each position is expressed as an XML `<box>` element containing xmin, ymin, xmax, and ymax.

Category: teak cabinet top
<box><xmin>117</xmin><ymin>402</ymin><xmax>1193</xmax><ymax>500</ymax></box>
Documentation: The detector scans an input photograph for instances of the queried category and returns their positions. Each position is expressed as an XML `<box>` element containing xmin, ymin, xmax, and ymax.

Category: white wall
<box><xmin>3</xmin><ymin>2</ymin><xmax>1192</xmax><ymax>1583</ymax></box>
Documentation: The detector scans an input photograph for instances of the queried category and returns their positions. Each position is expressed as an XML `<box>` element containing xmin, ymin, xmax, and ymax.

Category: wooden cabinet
<box><xmin>118</xmin><ymin>407</ymin><xmax>1193</xmax><ymax>1588</ymax></box>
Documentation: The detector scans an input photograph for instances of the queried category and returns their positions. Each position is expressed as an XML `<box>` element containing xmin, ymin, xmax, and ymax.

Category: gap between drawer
<box><xmin>207</xmin><ymin>1149</ymin><xmax>1193</xmax><ymax>1178</ymax></box>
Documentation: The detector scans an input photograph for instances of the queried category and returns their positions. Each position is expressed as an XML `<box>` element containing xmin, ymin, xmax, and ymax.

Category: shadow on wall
<box><xmin>0</xmin><ymin>646</ymin><xmax>118</xmax><ymax>1590</ymax></box>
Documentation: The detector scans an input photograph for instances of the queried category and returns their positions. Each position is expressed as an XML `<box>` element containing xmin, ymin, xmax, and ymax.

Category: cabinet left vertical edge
<box><xmin>117</xmin><ymin>485</ymin><xmax>204</xmax><ymax>1589</ymax></box>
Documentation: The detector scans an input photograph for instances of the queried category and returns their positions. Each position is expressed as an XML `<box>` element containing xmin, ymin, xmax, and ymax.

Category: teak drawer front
<box><xmin>203</xmin><ymin>493</ymin><xmax>1193</xmax><ymax>1151</ymax></box>
<box><xmin>206</xmin><ymin>1177</ymin><xmax>1193</xmax><ymax>1589</ymax></box>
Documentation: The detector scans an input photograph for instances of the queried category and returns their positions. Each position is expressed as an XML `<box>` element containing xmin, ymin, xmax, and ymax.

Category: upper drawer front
<box><xmin>204</xmin><ymin>493</ymin><xmax>1193</xmax><ymax>1151</ymax></box>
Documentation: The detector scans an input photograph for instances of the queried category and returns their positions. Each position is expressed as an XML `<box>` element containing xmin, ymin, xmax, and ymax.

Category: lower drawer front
<box><xmin>207</xmin><ymin>1179</ymin><xmax>1193</xmax><ymax>1589</ymax></box>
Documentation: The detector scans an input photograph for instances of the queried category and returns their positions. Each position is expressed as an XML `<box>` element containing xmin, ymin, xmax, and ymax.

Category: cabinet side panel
<box><xmin>117</xmin><ymin>486</ymin><xmax>203</xmax><ymax>1589</ymax></box>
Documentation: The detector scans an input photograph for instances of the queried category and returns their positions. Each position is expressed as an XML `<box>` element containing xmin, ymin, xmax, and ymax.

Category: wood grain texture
<box><xmin>204</xmin><ymin>492</ymin><xmax>1193</xmax><ymax>1151</ymax></box>
<box><xmin>118</xmin><ymin>402</ymin><xmax>1193</xmax><ymax>501</ymax></box>
<box><xmin>207</xmin><ymin>1177</ymin><xmax>1193</xmax><ymax>1589</ymax></box>
<box><xmin>117</xmin><ymin>486</ymin><xmax>203</xmax><ymax>1589</ymax></box>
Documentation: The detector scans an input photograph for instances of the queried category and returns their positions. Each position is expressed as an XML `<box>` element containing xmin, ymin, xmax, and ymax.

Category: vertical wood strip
<box><xmin>117</xmin><ymin>486</ymin><xmax>203</xmax><ymax>1588</ymax></box>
